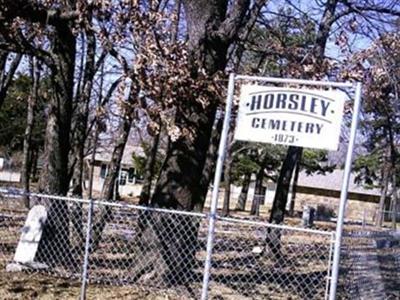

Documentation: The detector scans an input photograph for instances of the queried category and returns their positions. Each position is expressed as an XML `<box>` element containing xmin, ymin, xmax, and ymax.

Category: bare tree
<box><xmin>21</xmin><ymin>57</ymin><xmax>40</xmax><ymax>208</ymax></box>
<box><xmin>235</xmin><ymin>172</ymin><xmax>251</xmax><ymax>211</ymax></box>
<box><xmin>0</xmin><ymin>51</ymin><xmax>22</xmax><ymax>109</ymax></box>
<box><xmin>222</xmin><ymin>129</ymin><xmax>235</xmax><ymax>216</ymax></box>
<box><xmin>269</xmin><ymin>0</ymin><xmax>400</xmax><ymax>225</ymax></box>
<box><xmin>135</xmin><ymin>0</ymin><xmax>269</xmax><ymax>283</ymax></box>
<box><xmin>0</xmin><ymin>0</ymin><xmax>94</xmax><ymax>262</ymax></box>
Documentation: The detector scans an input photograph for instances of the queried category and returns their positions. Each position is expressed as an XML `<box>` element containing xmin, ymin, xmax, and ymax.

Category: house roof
<box><xmin>297</xmin><ymin>169</ymin><xmax>381</xmax><ymax>196</ymax></box>
<box><xmin>90</xmin><ymin>145</ymin><xmax>145</xmax><ymax>166</ymax></box>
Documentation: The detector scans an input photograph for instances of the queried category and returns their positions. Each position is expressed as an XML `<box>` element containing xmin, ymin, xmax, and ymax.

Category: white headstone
<box><xmin>13</xmin><ymin>205</ymin><xmax>47</xmax><ymax>264</ymax></box>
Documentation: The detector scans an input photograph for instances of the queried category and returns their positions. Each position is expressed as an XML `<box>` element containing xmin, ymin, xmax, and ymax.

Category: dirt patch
<box><xmin>0</xmin><ymin>271</ymin><xmax>80</xmax><ymax>300</ymax></box>
<box><xmin>0</xmin><ymin>271</ymin><xmax>193</xmax><ymax>300</ymax></box>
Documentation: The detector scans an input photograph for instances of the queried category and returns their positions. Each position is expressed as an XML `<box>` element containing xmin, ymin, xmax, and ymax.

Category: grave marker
<box><xmin>14</xmin><ymin>205</ymin><xmax>47</xmax><ymax>264</ymax></box>
<box><xmin>302</xmin><ymin>206</ymin><xmax>315</xmax><ymax>228</ymax></box>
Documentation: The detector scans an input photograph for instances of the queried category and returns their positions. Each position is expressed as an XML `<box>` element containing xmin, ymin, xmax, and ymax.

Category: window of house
<box><xmin>100</xmin><ymin>164</ymin><xmax>108</xmax><ymax>178</ymax></box>
<box><xmin>135</xmin><ymin>171</ymin><xmax>144</xmax><ymax>182</ymax></box>
<box><xmin>128</xmin><ymin>168</ymin><xmax>135</xmax><ymax>183</ymax></box>
<box><xmin>119</xmin><ymin>169</ymin><xmax>127</xmax><ymax>186</ymax></box>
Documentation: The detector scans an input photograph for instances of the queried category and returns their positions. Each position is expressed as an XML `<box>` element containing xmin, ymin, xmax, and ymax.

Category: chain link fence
<box><xmin>338</xmin><ymin>231</ymin><xmax>400</xmax><ymax>299</ymax></box>
<box><xmin>1</xmin><ymin>188</ymin><xmax>335</xmax><ymax>299</ymax></box>
<box><xmin>208</xmin><ymin>217</ymin><xmax>334</xmax><ymax>300</ymax></box>
<box><xmin>85</xmin><ymin>200</ymin><xmax>208</xmax><ymax>298</ymax></box>
<box><xmin>377</xmin><ymin>210</ymin><xmax>400</xmax><ymax>229</ymax></box>
<box><xmin>348</xmin><ymin>208</ymin><xmax>400</xmax><ymax>229</ymax></box>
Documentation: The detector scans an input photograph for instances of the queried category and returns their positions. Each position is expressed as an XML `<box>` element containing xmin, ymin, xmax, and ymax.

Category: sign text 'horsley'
<box><xmin>234</xmin><ymin>85</ymin><xmax>346</xmax><ymax>150</ymax></box>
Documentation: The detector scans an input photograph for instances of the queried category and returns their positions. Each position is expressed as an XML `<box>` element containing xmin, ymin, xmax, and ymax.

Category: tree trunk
<box><xmin>139</xmin><ymin>130</ymin><xmax>161</xmax><ymax>206</ymax></box>
<box><xmin>70</xmin><ymin>22</ymin><xmax>97</xmax><ymax>250</ymax></box>
<box><xmin>265</xmin><ymin>147</ymin><xmax>302</xmax><ymax>258</ymax></box>
<box><xmin>135</xmin><ymin>130</ymin><xmax>162</xmax><ymax>257</ymax></box>
<box><xmin>0</xmin><ymin>1</ymin><xmax>77</xmax><ymax>264</ymax></box>
<box><xmin>88</xmin><ymin>127</ymin><xmax>100</xmax><ymax>200</ymax></box>
<box><xmin>251</xmin><ymin>151</ymin><xmax>270</xmax><ymax>216</ymax></box>
<box><xmin>222</xmin><ymin>129</ymin><xmax>234</xmax><ymax>216</ymax></box>
<box><xmin>391</xmin><ymin>174</ymin><xmax>398</xmax><ymax>230</ymax></box>
<box><xmin>251</xmin><ymin>167</ymin><xmax>264</xmax><ymax>216</ymax></box>
<box><xmin>135</xmin><ymin>0</ymin><xmax>258</xmax><ymax>284</ymax></box>
<box><xmin>144</xmin><ymin>104</ymin><xmax>216</xmax><ymax>282</ymax></box>
<box><xmin>288</xmin><ymin>154</ymin><xmax>301</xmax><ymax>217</ymax></box>
<box><xmin>21</xmin><ymin>58</ymin><xmax>39</xmax><ymax>208</ymax></box>
<box><xmin>376</xmin><ymin>148</ymin><xmax>390</xmax><ymax>227</ymax></box>
<box><xmin>70</xmin><ymin>26</ymin><xmax>96</xmax><ymax>198</ymax></box>
<box><xmin>37</xmin><ymin>21</ymin><xmax>76</xmax><ymax>265</ymax></box>
<box><xmin>314</xmin><ymin>0</ymin><xmax>339</xmax><ymax>65</ymax></box>
<box><xmin>30</xmin><ymin>147</ymin><xmax>39</xmax><ymax>180</ymax></box>
<box><xmin>90</xmin><ymin>85</ymin><xmax>137</xmax><ymax>250</ymax></box>
<box><xmin>269</xmin><ymin>147</ymin><xmax>303</xmax><ymax>224</ymax></box>
<box><xmin>196</xmin><ymin>112</ymin><xmax>223</xmax><ymax>212</ymax></box>
<box><xmin>235</xmin><ymin>172</ymin><xmax>251</xmax><ymax>211</ymax></box>
<box><xmin>151</xmin><ymin>103</ymin><xmax>218</xmax><ymax>210</ymax></box>
<box><xmin>0</xmin><ymin>52</ymin><xmax>22</xmax><ymax>109</ymax></box>
<box><xmin>87</xmin><ymin>64</ymin><xmax>114</xmax><ymax>199</ymax></box>
<box><xmin>171</xmin><ymin>0</ymin><xmax>181</xmax><ymax>43</ymax></box>
<box><xmin>387</xmin><ymin>121</ymin><xmax>398</xmax><ymax>229</ymax></box>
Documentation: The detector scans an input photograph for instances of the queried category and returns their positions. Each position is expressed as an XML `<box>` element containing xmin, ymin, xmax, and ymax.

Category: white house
<box><xmin>85</xmin><ymin>145</ymin><xmax>145</xmax><ymax>197</ymax></box>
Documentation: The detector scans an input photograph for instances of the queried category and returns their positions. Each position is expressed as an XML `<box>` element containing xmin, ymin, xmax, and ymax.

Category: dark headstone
<box><xmin>302</xmin><ymin>206</ymin><xmax>315</xmax><ymax>228</ymax></box>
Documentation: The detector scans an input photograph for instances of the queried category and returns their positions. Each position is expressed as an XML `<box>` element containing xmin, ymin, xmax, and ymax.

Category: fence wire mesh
<box><xmin>0</xmin><ymin>191</ymin><xmax>26</xmax><ymax>268</ymax></box>
<box><xmin>338</xmin><ymin>231</ymin><xmax>400</xmax><ymax>300</ymax></box>
<box><xmin>377</xmin><ymin>210</ymin><xmax>400</xmax><ymax>229</ymax></box>
<box><xmin>208</xmin><ymin>217</ymin><xmax>334</xmax><ymax>300</ymax></box>
<box><xmin>0</xmin><ymin>192</ymin><xmax>87</xmax><ymax>277</ymax></box>
<box><xmin>86</xmin><ymin>201</ymin><xmax>208</xmax><ymax>299</ymax></box>
<box><xmin>0</xmin><ymin>190</ymin><xmax>86</xmax><ymax>298</ymax></box>
<box><xmin>0</xmin><ymin>188</ymin><xmax>338</xmax><ymax>299</ymax></box>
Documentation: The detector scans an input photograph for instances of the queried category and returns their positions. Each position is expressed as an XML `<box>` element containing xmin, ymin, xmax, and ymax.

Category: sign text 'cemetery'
<box><xmin>234</xmin><ymin>85</ymin><xmax>346</xmax><ymax>150</ymax></box>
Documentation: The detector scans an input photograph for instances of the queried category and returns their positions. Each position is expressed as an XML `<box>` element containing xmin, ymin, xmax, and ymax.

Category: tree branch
<box><xmin>314</xmin><ymin>0</ymin><xmax>339</xmax><ymax>60</ymax></box>
<box><xmin>219</xmin><ymin>0</ymin><xmax>251</xmax><ymax>42</ymax></box>
<box><xmin>0</xmin><ymin>39</ymin><xmax>53</xmax><ymax>66</ymax></box>
<box><xmin>229</xmin><ymin>0</ymin><xmax>269</xmax><ymax>69</ymax></box>
<box><xmin>0</xmin><ymin>0</ymin><xmax>81</xmax><ymax>26</ymax></box>
<box><xmin>109</xmin><ymin>47</ymin><xmax>129</xmax><ymax>75</ymax></box>
<box><xmin>0</xmin><ymin>52</ymin><xmax>22</xmax><ymax>108</ymax></box>
<box><xmin>343</xmin><ymin>1</ymin><xmax>400</xmax><ymax>17</ymax></box>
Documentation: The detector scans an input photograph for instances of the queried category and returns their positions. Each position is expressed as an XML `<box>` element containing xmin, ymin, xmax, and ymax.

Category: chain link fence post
<box><xmin>80</xmin><ymin>199</ymin><xmax>94</xmax><ymax>300</ymax></box>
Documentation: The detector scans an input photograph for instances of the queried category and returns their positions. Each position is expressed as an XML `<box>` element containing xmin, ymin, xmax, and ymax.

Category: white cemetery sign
<box><xmin>14</xmin><ymin>205</ymin><xmax>47</xmax><ymax>264</ymax></box>
<box><xmin>201</xmin><ymin>74</ymin><xmax>362</xmax><ymax>300</ymax></box>
<box><xmin>234</xmin><ymin>85</ymin><xmax>346</xmax><ymax>150</ymax></box>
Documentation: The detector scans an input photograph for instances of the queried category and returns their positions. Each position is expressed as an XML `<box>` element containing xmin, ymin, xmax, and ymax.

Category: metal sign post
<box><xmin>200</xmin><ymin>73</ymin><xmax>361</xmax><ymax>300</ymax></box>
<box><xmin>201</xmin><ymin>73</ymin><xmax>235</xmax><ymax>300</ymax></box>
<box><xmin>328</xmin><ymin>82</ymin><xmax>362</xmax><ymax>300</ymax></box>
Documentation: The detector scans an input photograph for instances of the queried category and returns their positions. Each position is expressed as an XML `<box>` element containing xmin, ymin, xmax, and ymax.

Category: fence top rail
<box><xmin>217</xmin><ymin>216</ymin><xmax>335</xmax><ymax>237</ymax></box>
<box><xmin>0</xmin><ymin>187</ymin><xmax>91</xmax><ymax>204</ymax></box>
<box><xmin>235</xmin><ymin>75</ymin><xmax>355</xmax><ymax>88</ymax></box>
<box><xmin>379</xmin><ymin>209</ymin><xmax>400</xmax><ymax>215</ymax></box>
<box><xmin>93</xmin><ymin>199</ymin><xmax>207</xmax><ymax>218</ymax></box>
<box><xmin>343</xmin><ymin>230</ymin><xmax>400</xmax><ymax>239</ymax></box>
<box><xmin>0</xmin><ymin>187</ymin><xmax>207</xmax><ymax>218</ymax></box>
<box><xmin>0</xmin><ymin>187</ymin><xmax>336</xmax><ymax>234</ymax></box>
